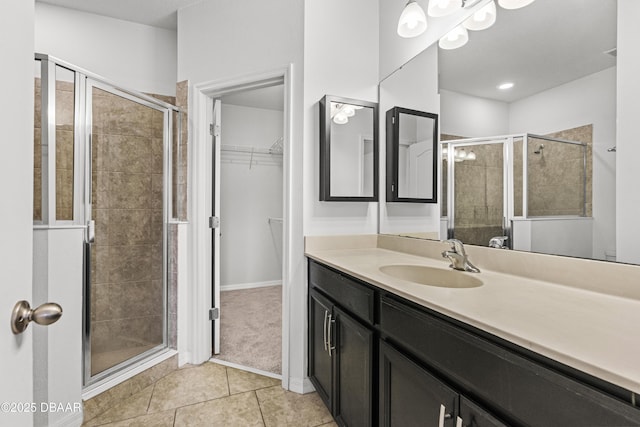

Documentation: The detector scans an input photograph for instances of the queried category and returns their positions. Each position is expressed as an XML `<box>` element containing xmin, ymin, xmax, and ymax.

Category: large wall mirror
<box><xmin>319</xmin><ymin>95</ymin><xmax>378</xmax><ymax>202</ymax></box>
<box><xmin>381</xmin><ymin>0</ymin><xmax>622</xmax><ymax>264</ymax></box>
<box><xmin>386</xmin><ymin>107</ymin><xmax>438</xmax><ymax>203</ymax></box>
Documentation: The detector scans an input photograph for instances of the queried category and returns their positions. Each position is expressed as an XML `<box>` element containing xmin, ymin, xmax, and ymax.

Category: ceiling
<box><xmin>221</xmin><ymin>85</ymin><xmax>285</xmax><ymax>111</ymax></box>
<box><xmin>36</xmin><ymin>0</ymin><xmax>617</xmax><ymax>104</ymax></box>
<box><xmin>438</xmin><ymin>0</ymin><xmax>617</xmax><ymax>103</ymax></box>
<box><xmin>36</xmin><ymin>0</ymin><xmax>199</xmax><ymax>30</ymax></box>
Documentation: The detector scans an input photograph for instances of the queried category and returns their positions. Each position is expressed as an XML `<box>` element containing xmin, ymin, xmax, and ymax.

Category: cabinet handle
<box><xmin>323</xmin><ymin>310</ymin><xmax>328</xmax><ymax>351</ymax></box>
<box><xmin>438</xmin><ymin>404</ymin><xmax>453</xmax><ymax>427</ymax></box>
<box><xmin>456</xmin><ymin>416</ymin><xmax>463</xmax><ymax>427</ymax></box>
<box><xmin>327</xmin><ymin>313</ymin><xmax>336</xmax><ymax>357</ymax></box>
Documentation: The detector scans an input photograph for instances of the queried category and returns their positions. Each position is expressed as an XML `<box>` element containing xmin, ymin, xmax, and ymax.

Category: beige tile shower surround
<box><xmin>82</xmin><ymin>356</ymin><xmax>335</xmax><ymax>427</ymax></box>
<box><xmin>305</xmin><ymin>234</ymin><xmax>640</xmax><ymax>395</ymax></box>
<box><xmin>440</xmin><ymin>125</ymin><xmax>592</xmax><ymax>246</ymax></box>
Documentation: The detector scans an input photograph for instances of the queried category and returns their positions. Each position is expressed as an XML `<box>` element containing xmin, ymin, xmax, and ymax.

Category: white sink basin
<box><xmin>379</xmin><ymin>264</ymin><xmax>483</xmax><ymax>289</ymax></box>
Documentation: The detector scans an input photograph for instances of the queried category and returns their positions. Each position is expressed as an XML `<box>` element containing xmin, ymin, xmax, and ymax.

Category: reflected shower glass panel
<box><xmin>527</xmin><ymin>136</ymin><xmax>586</xmax><ymax>217</ymax></box>
<box><xmin>453</xmin><ymin>143</ymin><xmax>504</xmax><ymax>246</ymax></box>
<box><xmin>513</xmin><ymin>137</ymin><xmax>524</xmax><ymax>217</ymax></box>
<box><xmin>90</xmin><ymin>86</ymin><xmax>165</xmax><ymax>376</ymax></box>
<box><xmin>441</xmin><ymin>142</ymin><xmax>448</xmax><ymax>217</ymax></box>
<box><xmin>56</xmin><ymin>65</ymin><xmax>75</xmax><ymax>221</ymax></box>
<box><xmin>34</xmin><ymin>59</ymin><xmax>42</xmax><ymax>221</ymax></box>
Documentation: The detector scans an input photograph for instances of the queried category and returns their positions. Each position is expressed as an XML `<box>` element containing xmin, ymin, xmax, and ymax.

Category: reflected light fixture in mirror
<box><xmin>439</xmin><ymin>25</ymin><xmax>469</xmax><ymax>49</ymax></box>
<box><xmin>331</xmin><ymin>102</ymin><xmax>363</xmax><ymax>125</ymax></box>
<box><xmin>498</xmin><ymin>0</ymin><xmax>535</xmax><ymax>10</ymax></box>
<box><xmin>428</xmin><ymin>0</ymin><xmax>461</xmax><ymax>17</ymax></box>
<box><xmin>397</xmin><ymin>0</ymin><xmax>428</xmax><ymax>38</ymax></box>
<box><xmin>463</xmin><ymin>0</ymin><xmax>497</xmax><ymax>31</ymax></box>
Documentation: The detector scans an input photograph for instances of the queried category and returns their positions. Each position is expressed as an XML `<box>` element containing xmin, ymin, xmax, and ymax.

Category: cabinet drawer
<box><xmin>380</xmin><ymin>295</ymin><xmax>640</xmax><ymax>426</ymax></box>
<box><xmin>309</xmin><ymin>260</ymin><xmax>375</xmax><ymax>325</ymax></box>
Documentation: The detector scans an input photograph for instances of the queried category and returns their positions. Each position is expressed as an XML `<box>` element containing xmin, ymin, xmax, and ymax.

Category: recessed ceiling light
<box><xmin>498</xmin><ymin>82</ymin><xmax>514</xmax><ymax>90</ymax></box>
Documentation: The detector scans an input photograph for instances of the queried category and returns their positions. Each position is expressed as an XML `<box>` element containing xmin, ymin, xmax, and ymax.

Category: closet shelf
<box><xmin>221</xmin><ymin>143</ymin><xmax>283</xmax><ymax>156</ymax></box>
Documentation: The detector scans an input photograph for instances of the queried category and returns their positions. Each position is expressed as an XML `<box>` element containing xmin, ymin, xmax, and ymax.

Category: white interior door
<box><xmin>212</xmin><ymin>99</ymin><xmax>222</xmax><ymax>355</ymax></box>
<box><xmin>408</xmin><ymin>140</ymin><xmax>433</xmax><ymax>198</ymax></box>
<box><xmin>0</xmin><ymin>14</ymin><xmax>34</xmax><ymax>421</ymax></box>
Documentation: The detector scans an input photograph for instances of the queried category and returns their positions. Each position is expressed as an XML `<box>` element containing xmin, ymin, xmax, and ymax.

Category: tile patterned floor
<box><xmin>82</xmin><ymin>362</ymin><xmax>337</xmax><ymax>427</ymax></box>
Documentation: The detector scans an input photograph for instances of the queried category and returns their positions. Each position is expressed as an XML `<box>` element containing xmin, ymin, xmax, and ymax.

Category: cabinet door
<box><xmin>459</xmin><ymin>397</ymin><xmax>507</xmax><ymax>427</ymax></box>
<box><xmin>380</xmin><ymin>340</ymin><xmax>459</xmax><ymax>427</ymax></box>
<box><xmin>309</xmin><ymin>288</ymin><xmax>334</xmax><ymax>410</ymax></box>
<box><xmin>334</xmin><ymin>306</ymin><xmax>374</xmax><ymax>427</ymax></box>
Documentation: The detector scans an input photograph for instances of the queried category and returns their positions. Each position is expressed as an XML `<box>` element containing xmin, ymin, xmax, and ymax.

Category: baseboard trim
<box><xmin>221</xmin><ymin>280</ymin><xmax>282</xmax><ymax>292</ymax></box>
<box><xmin>209</xmin><ymin>358</ymin><xmax>282</xmax><ymax>381</ymax></box>
<box><xmin>288</xmin><ymin>377</ymin><xmax>315</xmax><ymax>394</ymax></box>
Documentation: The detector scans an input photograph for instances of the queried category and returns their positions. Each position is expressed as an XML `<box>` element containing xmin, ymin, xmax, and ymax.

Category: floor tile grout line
<box><xmin>255</xmin><ymin>390</ymin><xmax>267</xmax><ymax>427</ymax></box>
<box><xmin>146</xmin><ymin>382</ymin><xmax>157</xmax><ymax>414</ymax></box>
<box><xmin>172</xmin><ymin>408</ymin><xmax>177</xmax><ymax>427</ymax></box>
<box><xmin>225</xmin><ymin>367</ymin><xmax>231</xmax><ymax>396</ymax></box>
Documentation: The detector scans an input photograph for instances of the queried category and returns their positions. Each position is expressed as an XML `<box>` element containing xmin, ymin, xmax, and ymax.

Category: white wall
<box><xmin>440</xmin><ymin>89</ymin><xmax>510</xmax><ymax>137</ymax></box>
<box><xmin>35</xmin><ymin>3</ymin><xmax>177</xmax><ymax>95</ymax></box>
<box><xmin>512</xmin><ymin>218</ymin><xmax>593</xmax><ymax>259</ymax></box>
<box><xmin>510</xmin><ymin>67</ymin><xmax>617</xmax><ymax>261</ymax></box>
<box><xmin>178</xmin><ymin>0</ymin><xmax>307</xmax><ymax>390</ymax></box>
<box><xmin>617</xmin><ymin>0</ymin><xmax>640</xmax><ymax>265</ymax></box>
<box><xmin>303</xmin><ymin>0</ymin><xmax>380</xmax><ymax>237</ymax></box>
<box><xmin>379</xmin><ymin>45</ymin><xmax>441</xmax><ymax>235</ymax></box>
<box><xmin>220</xmin><ymin>104</ymin><xmax>283</xmax><ymax>287</ymax></box>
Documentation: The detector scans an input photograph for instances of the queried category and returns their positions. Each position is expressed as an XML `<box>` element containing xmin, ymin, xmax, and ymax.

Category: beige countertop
<box><xmin>305</xmin><ymin>235</ymin><xmax>640</xmax><ymax>395</ymax></box>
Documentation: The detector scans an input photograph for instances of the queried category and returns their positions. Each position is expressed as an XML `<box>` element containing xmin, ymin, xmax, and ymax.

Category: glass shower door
<box><xmin>85</xmin><ymin>80</ymin><xmax>168</xmax><ymax>381</ymax></box>
<box><xmin>449</xmin><ymin>141</ymin><xmax>507</xmax><ymax>247</ymax></box>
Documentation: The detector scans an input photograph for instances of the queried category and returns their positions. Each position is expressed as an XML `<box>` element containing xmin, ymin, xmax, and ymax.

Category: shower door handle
<box><xmin>86</xmin><ymin>220</ymin><xmax>95</xmax><ymax>244</ymax></box>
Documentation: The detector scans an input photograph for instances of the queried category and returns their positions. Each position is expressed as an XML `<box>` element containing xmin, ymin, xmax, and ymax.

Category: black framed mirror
<box><xmin>386</xmin><ymin>107</ymin><xmax>438</xmax><ymax>203</ymax></box>
<box><xmin>319</xmin><ymin>95</ymin><xmax>379</xmax><ymax>202</ymax></box>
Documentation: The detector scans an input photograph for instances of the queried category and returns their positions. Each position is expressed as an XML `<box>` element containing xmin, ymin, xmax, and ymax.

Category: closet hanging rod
<box><xmin>220</xmin><ymin>144</ymin><xmax>282</xmax><ymax>155</ymax></box>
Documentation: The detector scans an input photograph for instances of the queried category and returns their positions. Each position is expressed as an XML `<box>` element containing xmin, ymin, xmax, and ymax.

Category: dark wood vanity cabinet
<box><xmin>309</xmin><ymin>264</ymin><xmax>374</xmax><ymax>427</ymax></box>
<box><xmin>308</xmin><ymin>259</ymin><xmax>640</xmax><ymax>427</ymax></box>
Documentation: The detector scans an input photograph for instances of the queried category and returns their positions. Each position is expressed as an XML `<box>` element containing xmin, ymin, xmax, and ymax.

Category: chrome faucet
<box><xmin>442</xmin><ymin>239</ymin><xmax>480</xmax><ymax>273</ymax></box>
<box><xmin>488</xmin><ymin>236</ymin><xmax>509</xmax><ymax>249</ymax></box>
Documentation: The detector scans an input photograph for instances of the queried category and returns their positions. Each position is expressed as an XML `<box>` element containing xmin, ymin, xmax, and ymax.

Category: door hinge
<box><xmin>209</xmin><ymin>216</ymin><xmax>220</xmax><ymax>228</ymax></box>
<box><xmin>210</xmin><ymin>123</ymin><xmax>220</xmax><ymax>137</ymax></box>
<box><xmin>209</xmin><ymin>307</ymin><xmax>220</xmax><ymax>320</ymax></box>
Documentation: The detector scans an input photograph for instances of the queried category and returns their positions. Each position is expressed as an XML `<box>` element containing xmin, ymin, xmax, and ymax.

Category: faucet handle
<box><xmin>445</xmin><ymin>239</ymin><xmax>466</xmax><ymax>255</ymax></box>
<box><xmin>489</xmin><ymin>236</ymin><xmax>509</xmax><ymax>249</ymax></box>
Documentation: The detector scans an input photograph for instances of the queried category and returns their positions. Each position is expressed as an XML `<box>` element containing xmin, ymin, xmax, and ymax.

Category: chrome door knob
<box><xmin>11</xmin><ymin>300</ymin><xmax>63</xmax><ymax>334</ymax></box>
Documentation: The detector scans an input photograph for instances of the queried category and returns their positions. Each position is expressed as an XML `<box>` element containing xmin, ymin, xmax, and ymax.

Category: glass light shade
<box><xmin>333</xmin><ymin>113</ymin><xmax>348</xmax><ymax>125</ymax></box>
<box><xmin>428</xmin><ymin>0</ymin><xmax>460</xmax><ymax>17</ymax></box>
<box><xmin>343</xmin><ymin>106</ymin><xmax>356</xmax><ymax>117</ymax></box>
<box><xmin>463</xmin><ymin>1</ymin><xmax>497</xmax><ymax>31</ymax></box>
<box><xmin>498</xmin><ymin>0</ymin><xmax>535</xmax><ymax>10</ymax></box>
<box><xmin>439</xmin><ymin>25</ymin><xmax>469</xmax><ymax>50</ymax></box>
<box><xmin>466</xmin><ymin>151</ymin><xmax>476</xmax><ymax>160</ymax></box>
<box><xmin>398</xmin><ymin>1</ymin><xmax>428</xmax><ymax>38</ymax></box>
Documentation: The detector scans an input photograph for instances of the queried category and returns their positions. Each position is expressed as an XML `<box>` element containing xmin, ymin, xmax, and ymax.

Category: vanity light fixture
<box><xmin>463</xmin><ymin>0</ymin><xmax>497</xmax><ymax>31</ymax></box>
<box><xmin>497</xmin><ymin>0</ymin><xmax>535</xmax><ymax>10</ymax></box>
<box><xmin>439</xmin><ymin>25</ymin><xmax>469</xmax><ymax>50</ymax></box>
<box><xmin>397</xmin><ymin>0</ymin><xmax>428</xmax><ymax>38</ymax></box>
<box><xmin>497</xmin><ymin>82</ymin><xmax>515</xmax><ymax>90</ymax></box>
<box><xmin>427</xmin><ymin>0</ymin><xmax>460</xmax><ymax>17</ymax></box>
<box><xmin>330</xmin><ymin>102</ymin><xmax>362</xmax><ymax>125</ymax></box>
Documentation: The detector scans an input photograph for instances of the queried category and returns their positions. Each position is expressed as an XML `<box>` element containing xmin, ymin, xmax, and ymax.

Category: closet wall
<box><xmin>220</xmin><ymin>103</ymin><xmax>283</xmax><ymax>289</ymax></box>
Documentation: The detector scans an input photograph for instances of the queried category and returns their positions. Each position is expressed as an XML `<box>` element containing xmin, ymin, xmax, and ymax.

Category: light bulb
<box><xmin>343</xmin><ymin>106</ymin><xmax>356</xmax><ymax>117</ymax></box>
<box><xmin>428</xmin><ymin>0</ymin><xmax>460</xmax><ymax>17</ymax></box>
<box><xmin>498</xmin><ymin>0</ymin><xmax>535</xmax><ymax>10</ymax></box>
<box><xmin>333</xmin><ymin>113</ymin><xmax>348</xmax><ymax>125</ymax></box>
<box><xmin>463</xmin><ymin>0</ymin><xmax>496</xmax><ymax>31</ymax></box>
<box><xmin>397</xmin><ymin>1</ymin><xmax>428</xmax><ymax>38</ymax></box>
<box><xmin>439</xmin><ymin>25</ymin><xmax>469</xmax><ymax>50</ymax></box>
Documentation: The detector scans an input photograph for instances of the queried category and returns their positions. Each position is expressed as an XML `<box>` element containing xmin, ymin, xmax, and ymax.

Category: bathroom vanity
<box><xmin>305</xmin><ymin>235</ymin><xmax>640</xmax><ymax>427</ymax></box>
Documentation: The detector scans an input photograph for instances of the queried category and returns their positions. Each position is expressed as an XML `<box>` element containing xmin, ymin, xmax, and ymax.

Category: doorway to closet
<box><xmin>211</xmin><ymin>83</ymin><xmax>285</xmax><ymax>378</ymax></box>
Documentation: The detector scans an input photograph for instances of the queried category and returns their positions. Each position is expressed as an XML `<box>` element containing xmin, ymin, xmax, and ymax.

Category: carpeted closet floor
<box><xmin>215</xmin><ymin>285</ymin><xmax>282</xmax><ymax>375</ymax></box>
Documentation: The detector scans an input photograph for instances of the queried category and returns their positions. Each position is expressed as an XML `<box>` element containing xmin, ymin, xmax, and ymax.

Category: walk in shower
<box><xmin>33</xmin><ymin>54</ymin><xmax>183</xmax><ymax>386</ymax></box>
<box><xmin>441</xmin><ymin>130</ymin><xmax>590</xmax><ymax>253</ymax></box>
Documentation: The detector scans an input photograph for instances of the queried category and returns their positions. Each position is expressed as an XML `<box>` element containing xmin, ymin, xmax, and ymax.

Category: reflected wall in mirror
<box><xmin>386</xmin><ymin>107</ymin><xmax>438</xmax><ymax>203</ymax></box>
<box><xmin>380</xmin><ymin>0</ymin><xmax>621</xmax><ymax>263</ymax></box>
<box><xmin>319</xmin><ymin>95</ymin><xmax>378</xmax><ymax>201</ymax></box>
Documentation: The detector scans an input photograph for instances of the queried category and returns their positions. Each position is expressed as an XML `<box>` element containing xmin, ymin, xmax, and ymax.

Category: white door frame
<box><xmin>187</xmin><ymin>65</ymin><xmax>293</xmax><ymax>389</ymax></box>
